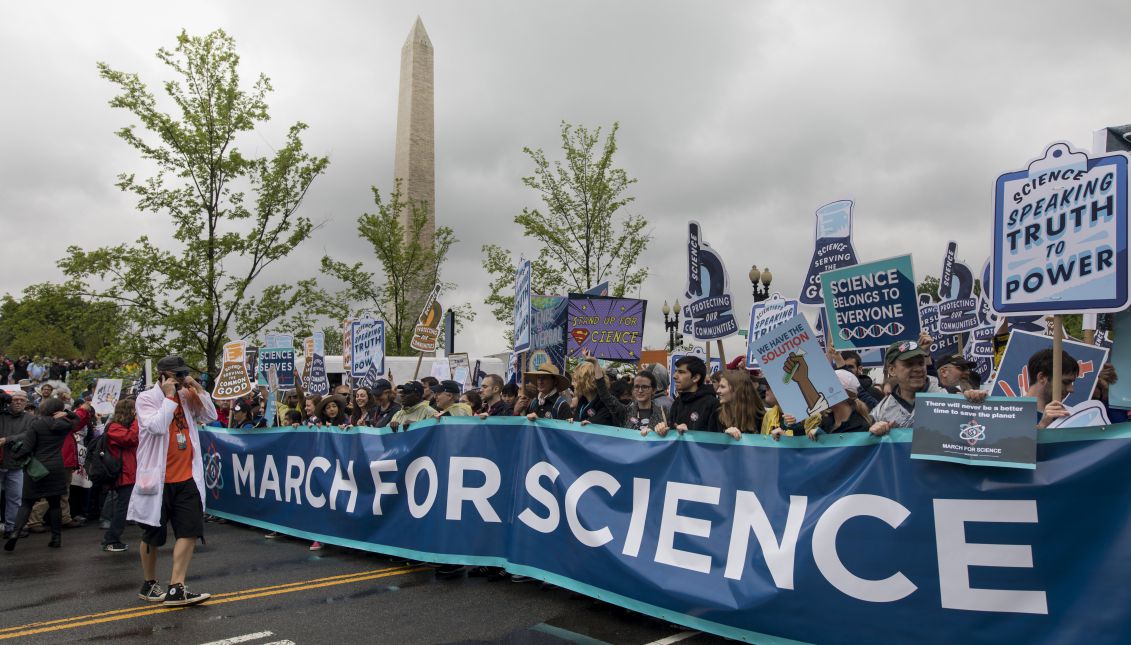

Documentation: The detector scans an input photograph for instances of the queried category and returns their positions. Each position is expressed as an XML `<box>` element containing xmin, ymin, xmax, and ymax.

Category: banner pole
<box><xmin>716</xmin><ymin>339</ymin><xmax>727</xmax><ymax>367</ymax></box>
<box><xmin>705</xmin><ymin>341</ymin><xmax>712</xmax><ymax>366</ymax></box>
<box><xmin>1084</xmin><ymin>329</ymin><xmax>1096</xmax><ymax>345</ymax></box>
<box><xmin>1052</xmin><ymin>314</ymin><xmax>1064</xmax><ymax>402</ymax></box>
<box><xmin>413</xmin><ymin>353</ymin><xmax>424</xmax><ymax>380</ymax></box>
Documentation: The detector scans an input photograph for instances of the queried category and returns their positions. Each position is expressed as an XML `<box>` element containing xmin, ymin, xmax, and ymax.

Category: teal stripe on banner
<box><xmin>207</xmin><ymin>418</ymin><xmax>1131</xmax><ymax>447</ymax></box>
<box><xmin>205</xmin><ymin>508</ymin><xmax>812</xmax><ymax>645</ymax></box>
<box><xmin>910</xmin><ymin>453</ymin><xmax>1037</xmax><ymax>470</ymax></box>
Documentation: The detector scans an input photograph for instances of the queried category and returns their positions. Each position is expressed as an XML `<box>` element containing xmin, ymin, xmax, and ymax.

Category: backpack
<box><xmin>86</xmin><ymin>432</ymin><xmax>122</xmax><ymax>484</ymax></box>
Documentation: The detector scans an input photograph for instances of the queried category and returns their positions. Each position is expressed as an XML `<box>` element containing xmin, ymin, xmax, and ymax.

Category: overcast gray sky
<box><xmin>3</xmin><ymin>1</ymin><xmax>1130</xmax><ymax>359</ymax></box>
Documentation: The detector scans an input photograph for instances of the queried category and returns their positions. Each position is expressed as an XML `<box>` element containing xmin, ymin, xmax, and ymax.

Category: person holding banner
<box><xmin>434</xmin><ymin>381</ymin><xmax>474</xmax><ymax>417</ymax></box>
<box><xmin>713</xmin><ymin>370</ymin><xmax>765</xmax><ymax>439</ymax></box>
<box><xmin>477</xmin><ymin>375</ymin><xmax>510</xmax><ymax>418</ymax></box>
<box><xmin>315</xmin><ymin>395</ymin><xmax>350</xmax><ymax>428</ymax></box>
<box><xmin>572</xmin><ymin>355</ymin><xmax>629</xmax><ymax>428</ymax></box>
<box><xmin>389</xmin><ymin>382</ymin><xmax>435</xmax><ymax>431</ymax></box>
<box><xmin>809</xmin><ymin>371</ymin><xmax>873</xmax><ymax>438</ymax></box>
<box><xmin>654</xmin><ymin>355</ymin><xmax>718</xmax><ymax>434</ymax></box>
<box><xmin>370</xmin><ymin>379</ymin><xmax>401</xmax><ymax>427</ymax></box>
<box><xmin>626</xmin><ymin>371</ymin><xmax>669</xmax><ymax>433</ymax></box>
<box><xmin>1024</xmin><ymin>349</ymin><xmax>1077</xmax><ymax>428</ymax></box>
<box><xmin>350</xmin><ymin>387</ymin><xmax>378</xmax><ymax>426</ymax></box>
<box><xmin>522</xmin><ymin>365</ymin><xmax>573</xmax><ymax>421</ymax></box>
<box><xmin>870</xmin><ymin>341</ymin><xmax>987</xmax><ymax>435</ymax></box>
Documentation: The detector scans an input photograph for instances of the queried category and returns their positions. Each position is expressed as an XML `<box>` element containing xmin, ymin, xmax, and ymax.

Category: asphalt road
<box><xmin>0</xmin><ymin>520</ymin><xmax>732</xmax><ymax>645</ymax></box>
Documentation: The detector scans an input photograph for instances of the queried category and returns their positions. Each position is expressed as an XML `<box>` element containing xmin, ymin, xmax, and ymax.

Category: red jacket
<box><xmin>106</xmin><ymin>419</ymin><xmax>139</xmax><ymax>486</ymax></box>
<box><xmin>62</xmin><ymin>405</ymin><xmax>94</xmax><ymax>469</ymax></box>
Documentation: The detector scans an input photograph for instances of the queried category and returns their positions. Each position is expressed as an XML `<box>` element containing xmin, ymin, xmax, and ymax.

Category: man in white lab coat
<box><xmin>129</xmin><ymin>355</ymin><xmax>217</xmax><ymax>606</ymax></box>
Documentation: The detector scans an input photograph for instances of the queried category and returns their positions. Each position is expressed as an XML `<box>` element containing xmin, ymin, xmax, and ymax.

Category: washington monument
<box><xmin>393</xmin><ymin>16</ymin><xmax>435</xmax><ymax>244</ymax></box>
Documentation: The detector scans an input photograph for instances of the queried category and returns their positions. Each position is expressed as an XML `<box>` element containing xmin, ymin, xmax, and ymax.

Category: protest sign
<box><xmin>312</xmin><ymin>331</ymin><xmax>325</xmax><ymax>355</ymax></box>
<box><xmin>667</xmin><ymin>349</ymin><xmax>720</xmax><ymax>398</ymax></box>
<box><xmin>245</xmin><ymin>345</ymin><xmax>259</xmax><ymax>386</ymax></box>
<box><xmin>585</xmin><ymin>281</ymin><xmax>609</xmax><ymax>296</ymax></box>
<box><xmin>307</xmin><ymin>353</ymin><xmax>329</xmax><ymax>396</ymax></box>
<box><xmin>991</xmin><ymin>142</ymin><xmax>1130</xmax><ymax>314</ymax></box>
<box><xmin>259</xmin><ymin>347</ymin><xmax>296</xmax><ymax>388</ymax></box>
<box><xmin>800</xmin><ymin>200</ymin><xmax>859</xmax><ymax>305</ymax></box>
<box><xmin>745</xmin><ymin>293</ymin><xmax>798</xmax><ymax>368</ymax></box>
<box><xmin>919</xmin><ymin>300</ymin><xmax>960</xmax><ymax>361</ymax></box>
<box><xmin>302</xmin><ymin>337</ymin><xmax>315</xmax><ymax>383</ymax></box>
<box><xmin>264</xmin><ymin>367</ymin><xmax>279</xmax><ymax>425</ymax></box>
<box><xmin>990</xmin><ymin>330</ymin><xmax>1108</xmax><ymax>407</ymax></box>
<box><xmin>513</xmin><ymin>260</ymin><xmax>533</xmax><ymax>353</ymax></box>
<box><xmin>937</xmin><ymin>241</ymin><xmax>979</xmax><ymax>334</ymax></box>
<box><xmin>213</xmin><ymin>340</ymin><xmax>254</xmax><ymax>400</ymax></box>
<box><xmin>92</xmin><ymin>378</ymin><xmax>122</xmax><ymax>415</ymax></box>
<box><xmin>430</xmin><ymin>358</ymin><xmax>451</xmax><ymax>382</ymax></box>
<box><xmin>1046</xmin><ymin>400</ymin><xmax>1112</xmax><ymax>429</ymax></box>
<box><xmin>567</xmin><ymin>296</ymin><xmax>646</xmax><ymax>361</ymax></box>
<box><xmin>448</xmin><ymin>352</ymin><xmax>471</xmax><ymax>385</ymax></box>
<box><xmin>821</xmin><ymin>254</ymin><xmax>920</xmax><ymax>351</ymax></box>
<box><xmin>359</xmin><ymin>360</ymin><xmax>381</xmax><ymax>390</ymax></box>
<box><xmin>751</xmin><ymin>313</ymin><xmax>847</xmax><ymax>419</ymax></box>
<box><xmin>350</xmin><ymin>317</ymin><xmax>386</xmax><ymax>379</ymax></box>
<box><xmin>341</xmin><ymin>318</ymin><xmax>354</xmax><ymax>377</ymax></box>
<box><xmin>911</xmin><ymin>393</ymin><xmax>1038</xmax><ymax>469</ymax></box>
<box><xmin>264</xmin><ymin>333</ymin><xmax>293</xmax><ymax>350</ymax></box>
<box><xmin>530</xmin><ymin>295</ymin><xmax>567</xmax><ymax>374</ymax></box>
<box><xmin>681</xmin><ymin>221</ymin><xmax>737</xmax><ymax>340</ymax></box>
<box><xmin>411</xmin><ymin>285</ymin><xmax>443</xmax><ymax>352</ymax></box>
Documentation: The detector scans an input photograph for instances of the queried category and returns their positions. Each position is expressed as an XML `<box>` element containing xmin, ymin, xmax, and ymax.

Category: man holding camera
<box><xmin>129</xmin><ymin>355</ymin><xmax>217</xmax><ymax>606</ymax></box>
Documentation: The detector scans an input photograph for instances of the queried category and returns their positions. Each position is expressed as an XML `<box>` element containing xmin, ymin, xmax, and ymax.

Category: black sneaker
<box><xmin>102</xmin><ymin>543</ymin><xmax>129</xmax><ymax>552</ymax></box>
<box><xmin>434</xmin><ymin>565</ymin><xmax>466</xmax><ymax>580</ymax></box>
<box><xmin>467</xmin><ymin>566</ymin><xmax>494</xmax><ymax>578</ymax></box>
<box><xmin>162</xmin><ymin>584</ymin><xmax>210</xmax><ymax>606</ymax></box>
<box><xmin>486</xmin><ymin>569</ymin><xmax>511</xmax><ymax>582</ymax></box>
<box><xmin>138</xmin><ymin>580</ymin><xmax>165</xmax><ymax>602</ymax></box>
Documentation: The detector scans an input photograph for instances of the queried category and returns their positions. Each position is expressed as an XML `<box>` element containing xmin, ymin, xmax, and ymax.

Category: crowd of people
<box><xmin>0</xmin><ymin>334</ymin><xmax>1119</xmax><ymax>602</ymax></box>
<box><xmin>0</xmin><ymin>354</ymin><xmax>102</xmax><ymax>386</ymax></box>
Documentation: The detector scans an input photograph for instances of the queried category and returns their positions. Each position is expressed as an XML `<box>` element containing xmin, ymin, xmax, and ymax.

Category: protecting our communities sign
<box><xmin>992</xmin><ymin>142</ymin><xmax>1130</xmax><ymax>314</ymax></box>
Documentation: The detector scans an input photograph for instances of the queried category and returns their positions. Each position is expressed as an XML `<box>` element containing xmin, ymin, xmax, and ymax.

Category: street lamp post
<box><xmin>749</xmin><ymin>265</ymin><xmax>774</xmax><ymax>302</ymax></box>
<box><xmin>662</xmin><ymin>299</ymin><xmax>683</xmax><ymax>352</ymax></box>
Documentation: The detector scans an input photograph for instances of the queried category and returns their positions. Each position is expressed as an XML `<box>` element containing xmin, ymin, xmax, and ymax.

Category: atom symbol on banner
<box><xmin>958</xmin><ymin>419</ymin><xmax>986</xmax><ymax>447</ymax></box>
<box><xmin>204</xmin><ymin>442</ymin><xmax>224</xmax><ymax>500</ymax></box>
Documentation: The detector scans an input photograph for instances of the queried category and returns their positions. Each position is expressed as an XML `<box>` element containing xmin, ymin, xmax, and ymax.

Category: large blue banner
<box><xmin>200</xmin><ymin>420</ymin><xmax>1131</xmax><ymax>644</ymax></box>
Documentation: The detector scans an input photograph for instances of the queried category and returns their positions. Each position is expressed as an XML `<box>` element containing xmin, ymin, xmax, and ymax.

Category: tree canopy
<box><xmin>58</xmin><ymin>29</ymin><xmax>329</xmax><ymax>375</ymax></box>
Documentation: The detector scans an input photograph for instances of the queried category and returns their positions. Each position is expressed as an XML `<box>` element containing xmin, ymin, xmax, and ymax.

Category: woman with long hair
<box><xmin>712</xmin><ymin>370</ymin><xmax>766</xmax><ymax>440</ymax></box>
<box><xmin>1</xmin><ymin>398</ymin><xmax>75</xmax><ymax>550</ymax></box>
<box><xmin>101</xmin><ymin>398</ymin><xmax>138</xmax><ymax>551</ymax></box>
<box><xmin>317</xmin><ymin>395</ymin><xmax>350</xmax><ymax>428</ymax></box>
<box><xmin>351</xmin><ymin>387</ymin><xmax>377</xmax><ymax>426</ymax></box>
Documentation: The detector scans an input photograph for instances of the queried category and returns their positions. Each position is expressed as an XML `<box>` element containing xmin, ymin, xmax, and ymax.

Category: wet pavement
<box><xmin>0</xmin><ymin>520</ymin><xmax>731</xmax><ymax>644</ymax></box>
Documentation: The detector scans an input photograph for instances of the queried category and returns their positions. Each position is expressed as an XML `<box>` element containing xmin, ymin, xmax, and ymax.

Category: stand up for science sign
<box><xmin>821</xmin><ymin>254</ymin><xmax>920</xmax><ymax>350</ymax></box>
<box><xmin>992</xmin><ymin>142</ymin><xmax>1130</xmax><ymax>314</ymax></box>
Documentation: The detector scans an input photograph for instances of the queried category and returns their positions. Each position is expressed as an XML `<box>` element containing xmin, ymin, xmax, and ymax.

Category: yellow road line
<box><xmin>0</xmin><ymin>566</ymin><xmax>410</xmax><ymax>634</ymax></box>
<box><xmin>0</xmin><ymin>565</ymin><xmax>426</xmax><ymax>640</ymax></box>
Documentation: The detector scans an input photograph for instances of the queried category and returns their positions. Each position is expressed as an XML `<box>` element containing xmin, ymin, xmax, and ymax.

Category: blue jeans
<box><xmin>0</xmin><ymin>468</ymin><xmax>22</xmax><ymax>532</ymax></box>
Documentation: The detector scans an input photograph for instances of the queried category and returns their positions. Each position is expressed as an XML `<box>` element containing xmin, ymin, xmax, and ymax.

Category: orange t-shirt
<box><xmin>165</xmin><ymin>396</ymin><xmax>194</xmax><ymax>483</ymax></box>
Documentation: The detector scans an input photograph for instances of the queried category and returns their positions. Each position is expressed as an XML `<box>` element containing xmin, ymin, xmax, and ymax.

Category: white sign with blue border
<box><xmin>992</xmin><ymin>142</ymin><xmax>1130</xmax><ymax>314</ymax></box>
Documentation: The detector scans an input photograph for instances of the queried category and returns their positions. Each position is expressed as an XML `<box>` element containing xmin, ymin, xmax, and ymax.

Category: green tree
<box><xmin>917</xmin><ymin>276</ymin><xmax>940</xmax><ymax>303</ymax></box>
<box><xmin>321</xmin><ymin>182</ymin><xmax>472</xmax><ymax>356</ymax></box>
<box><xmin>483</xmin><ymin>122</ymin><xmax>650</xmax><ymax>338</ymax></box>
<box><xmin>0</xmin><ymin>283</ymin><xmax>119</xmax><ymax>359</ymax></box>
<box><xmin>58</xmin><ymin>29</ymin><xmax>329</xmax><ymax>375</ymax></box>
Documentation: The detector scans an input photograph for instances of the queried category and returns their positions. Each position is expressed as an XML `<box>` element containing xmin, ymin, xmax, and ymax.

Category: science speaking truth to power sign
<box><xmin>992</xmin><ymin>142</ymin><xmax>1130</xmax><ymax>314</ymax></box>
<box><xmin>821</xmin><ymin>254</ymin><xmax>920</xmax><ymax>350</ymax></box>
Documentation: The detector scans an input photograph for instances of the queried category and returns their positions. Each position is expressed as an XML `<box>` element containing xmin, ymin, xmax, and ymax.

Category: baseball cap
<box><xmin>397</xmin><ymin>381</ymin><xmax>424</xmax><ymax>396</ymax></box>
<box><xmin>437</xmin><ymin>380</ymin><xmax>462</xmax><ymax>395</ymax></box>
<box><xmin>935</xmin><ymin>354</ymin><xmax>971</xmax><ymax>370</ymax></box>
<box><xmin>884</xmin><ymin>340</ymin><xmax>927</xmax><ymax>366</ymax></box>
<box><xmin>372</xmin><ymin>378</ymin><xmax>392</xmax><ymax>394</ymax></box>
